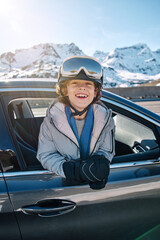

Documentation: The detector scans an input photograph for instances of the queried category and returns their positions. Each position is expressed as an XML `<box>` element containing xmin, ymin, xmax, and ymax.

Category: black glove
<box><xmin>89</xmin><ymin>179</ymin><xmax>108</xmax><ymax>190</ymax></box>
<box><xmin>63</xmin><ymin>155</ymin><xmax>110</xmax><ymax>188</ymax></box>
<box><xmin>63</xmin><ymin>160</ymin><xmax>82</xmax><ymax>183</ymax></box>
<box><xmin>80</xmin><ymin>155</ymin><xmax>110</xmax><ymax>190</ymax></box>
<box><xmin>79</xmin><ymin>155</ymin><xmax>110</xmax><ymax>182</ymax></box>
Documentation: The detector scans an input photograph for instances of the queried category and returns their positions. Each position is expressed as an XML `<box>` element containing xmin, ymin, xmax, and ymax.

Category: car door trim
<box><xmin>1</xmin><ymin>158</ymin><xmax>160</xmax><ymax>178</ymax></box>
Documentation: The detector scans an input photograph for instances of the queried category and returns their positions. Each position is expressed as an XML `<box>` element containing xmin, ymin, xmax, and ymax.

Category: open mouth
<box><xmin>75</xmin><ymin>94</ymin><xmax>88</xmax><ymax>99</ymax></box>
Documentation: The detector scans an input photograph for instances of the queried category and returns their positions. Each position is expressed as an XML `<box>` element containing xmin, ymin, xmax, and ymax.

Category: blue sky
<box><xmin>0</xmin><ymin>0</ymin><xmax>160</xmax><ymax>55</ymax></box>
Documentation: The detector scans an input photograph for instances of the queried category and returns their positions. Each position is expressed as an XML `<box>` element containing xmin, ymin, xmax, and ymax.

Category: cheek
<box><xmin>66</xmin><ymin>87</ymin><xmax>71</xmax><ymax>97</ymax></box>
<box><xmin>94</xmin><ymin>89</ymin><xmax>98</xmax><ymax>97</ymax></box>
<box><xmin>66</xmin><ymin>87</ymin><xmax>75</xmax><ymax>98</ymax></box>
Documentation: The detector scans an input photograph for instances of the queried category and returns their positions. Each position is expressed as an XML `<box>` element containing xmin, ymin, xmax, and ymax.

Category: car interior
<box><xmin>7</xmin><ymin>98</ymin><xmax>160</xmax><ymax>171</ymax></box>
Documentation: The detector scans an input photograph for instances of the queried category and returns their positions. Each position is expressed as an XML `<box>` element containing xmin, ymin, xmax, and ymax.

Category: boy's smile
<box><xmin>75</xmin><ymin>93</ymin><xmax>88</xmax><ymax>98</ymax></box>
<box><xmin>66</xmin><ymin>79</ymin><xmax>97</xmax><ymax>112</ymax></box>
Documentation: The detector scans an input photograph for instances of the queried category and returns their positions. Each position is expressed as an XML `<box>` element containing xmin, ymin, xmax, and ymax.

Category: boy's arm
<box><xmin>36</xmin><ymin>118</ymin><xmax>66</xmax><ymax>177</ymax></box>
<box><xmin>94</xmin><ymin>116</ymin><xmax>115</xmax><ymax>162</ymax></box>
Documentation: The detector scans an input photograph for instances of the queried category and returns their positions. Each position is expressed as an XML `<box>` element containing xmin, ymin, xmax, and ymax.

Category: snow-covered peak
<box><xmin>93</xmin><ymin>50</ymin><xmax>109</xmax><ymax>62</ymax></box>
<box><xmin>0</xmin><ymin>42</ymin><xmax>160</xmax><ymax>87</ymax></box>
<box><xmin>0</xmin><ymin>42</ymin><xmax>85</xmax><ymax>70</ymax></box>
<box><xmin>107</xmin><ymin>43</ymin><xmax>152</xmax><ymax>59</ymax></box>
<box><xmin>102</xmin><ymin>43</ymin><xmax>159</xmax><ymax>75</ymax></box>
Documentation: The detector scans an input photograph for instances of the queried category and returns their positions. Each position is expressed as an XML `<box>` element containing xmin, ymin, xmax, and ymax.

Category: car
<box><xmin>0</xmin><ymin>79</ymin><xmax>160</xmax><ymax>240</ymax></box>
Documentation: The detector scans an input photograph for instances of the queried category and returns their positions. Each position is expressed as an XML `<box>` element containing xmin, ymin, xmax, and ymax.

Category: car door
<box><xmin>3</xmin><ymin>166</ymin><xmax>160</xmax><ymax>240</ymax></box>
<box><xmin>0</xmin><ymin>101</ymin><xmax>21</xmax><ymax>240</ymax></box>
<box><xmin>2</xmin><ymin>90</ymin><xmax>160</xmax><ymax>240</ymax></box>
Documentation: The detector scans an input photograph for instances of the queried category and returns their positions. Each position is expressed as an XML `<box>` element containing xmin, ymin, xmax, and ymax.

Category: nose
<box><xmin>78</xmin><ymin>83</ymin><xmax>86</xmax><ymax>89</ymax></box>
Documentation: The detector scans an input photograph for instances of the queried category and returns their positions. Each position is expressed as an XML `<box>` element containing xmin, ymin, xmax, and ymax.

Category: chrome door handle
<box><xmin>20</xmin><ymin>199</ymin><xmax>76</xmax><ymax>217</ymax></box>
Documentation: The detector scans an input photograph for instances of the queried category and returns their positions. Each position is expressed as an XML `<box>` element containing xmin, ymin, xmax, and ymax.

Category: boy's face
<box><xmin>66</xmin><ymin>79</ymin><xmax>97</xmax><ymax>111</ymax></box>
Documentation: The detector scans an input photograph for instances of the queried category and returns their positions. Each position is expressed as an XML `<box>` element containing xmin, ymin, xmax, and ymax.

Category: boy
<box><xmin>37</xmin><ymin>56</ymin><xmax>115</xmax><ymax>190</ymax></box>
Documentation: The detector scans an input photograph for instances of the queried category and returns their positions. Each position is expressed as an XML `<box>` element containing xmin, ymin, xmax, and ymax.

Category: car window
<box><xmin>8</xmin><ymin>98</ymin><xmax>54</xmax><ymax>170</ymax></box>
<box><xmin>27</xmin><ymin>99</ymin><xmax>53</xmax><ymax>117</ymax></box>
<box><xmin>113</xmin><ymin>113</ymin><xmax>158</xmax><ymax>156</ymax></box>
<box><xmin>7</xmin><ymin>97</ymin><xmax>159</xmax><ymax>171</ymax></box>
<box><xmin>9</xmin><ymin>98</ymin><xmax>53</xmax><ymax>119</ymax></box>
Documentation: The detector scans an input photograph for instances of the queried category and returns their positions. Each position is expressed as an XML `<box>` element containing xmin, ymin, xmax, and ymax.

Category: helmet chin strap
<box><xmin>69</xmin><ymin>103</ymin><xmax>91</xmax><ymax>116</ymax></box>
<box><xmin>60</xmin><ymin>87</ymin><xmax>98</xmax><ymax>117</ymax></box>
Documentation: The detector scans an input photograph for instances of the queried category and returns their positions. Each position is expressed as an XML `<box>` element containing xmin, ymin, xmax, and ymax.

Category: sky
<box><xmin>0</xmin><ymin>0</ymin><xmax>160</xmax><ymax>56</ymax></box>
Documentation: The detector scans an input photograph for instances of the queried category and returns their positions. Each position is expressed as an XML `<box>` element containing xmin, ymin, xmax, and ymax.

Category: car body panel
<box><xmin>0</xmin><ymin>172</ymin><xmax>21</xmax><ymax>240</ymax></box>
<box><xmin>3</xmin><ymin>168</ymin><xmax>160</xmax><ymax>240</ymax></box>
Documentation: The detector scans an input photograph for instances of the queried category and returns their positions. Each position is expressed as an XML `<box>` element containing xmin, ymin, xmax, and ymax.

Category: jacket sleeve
<box><xmin>94</xmin><ymin>114</ymin><xmax>115</xmax><ymax>163</ymax></box>
<box><xmin>36</xmin><ymin>117</ymin><xmax>66</xmax><ymax>177</ymax></box>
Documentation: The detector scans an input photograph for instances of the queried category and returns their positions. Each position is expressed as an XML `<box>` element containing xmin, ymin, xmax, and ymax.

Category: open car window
<box><xmin>8</xmin><ymin>98</ymin><xmax>54</xmax><ymax>170</ymax></box>
<box><xmin>7</xmin><ymin>97</ymin><xmax>159</xmax><ymax>171</ymax></box>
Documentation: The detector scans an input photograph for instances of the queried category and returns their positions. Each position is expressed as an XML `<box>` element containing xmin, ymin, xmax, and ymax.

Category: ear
<box><xmin>61</xmin><ymin>85</ymin><xmax>68</xmax><ymax>96</ymax></box>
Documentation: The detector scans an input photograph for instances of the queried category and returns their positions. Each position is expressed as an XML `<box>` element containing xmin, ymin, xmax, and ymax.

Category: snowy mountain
<box><xmin>0</xmin><ymin>42</ymin><xmax>160</xmax><ymax>87</ymax></box>
<box><xmin>0</xmin><ymin>43</ymin><xmax>85</xmax><ymax>79</ymax></box>
<box><xmin>94</xmin><ymin>43</ymin><xmax>160</xmax><ymax>87</ymax></box>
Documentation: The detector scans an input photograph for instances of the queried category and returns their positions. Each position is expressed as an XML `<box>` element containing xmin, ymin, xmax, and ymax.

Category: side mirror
<box><xmin>0</xmin><ymin>149</ymin><xmax>19</xmax><ymax>172</ymax></box>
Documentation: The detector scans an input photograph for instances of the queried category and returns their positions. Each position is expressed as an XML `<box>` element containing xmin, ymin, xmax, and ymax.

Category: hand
<box><xmin>79</xmin><ymin>155</ymin><xmax>110</xmax><ymax>183</ymax></box>
<box><xmin>63</xmin><ymin>160</ymin><xmax>82</xmax><ymax>182</ymax></box>
<box><xmin>63</xmin><ymin>155</ymin><xmax>110</xmax><ymax>189</ymax></box>
<box><xmin>89</xmin><ymin>179</ymin><xmax>108</xmax><ymax>190</ymax></box>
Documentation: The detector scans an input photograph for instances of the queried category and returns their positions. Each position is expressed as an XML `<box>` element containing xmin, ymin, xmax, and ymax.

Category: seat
<box><xmin>8</xmin><ymin>103</ymin><xmax>44</xmax><ymax>169</ymax></box>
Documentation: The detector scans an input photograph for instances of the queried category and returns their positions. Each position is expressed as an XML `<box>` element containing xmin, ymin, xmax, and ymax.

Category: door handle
<box><xmin>20</xmin><ymin>199</ymin><xmax>76</xmax><ymax>217</ymax></box>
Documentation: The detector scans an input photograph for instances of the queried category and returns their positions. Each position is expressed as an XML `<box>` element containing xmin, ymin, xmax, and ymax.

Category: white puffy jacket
<box><xmin>37</xmin><ymin>102</ymin><xmax>115</xmax><ymax>177</ymax></box>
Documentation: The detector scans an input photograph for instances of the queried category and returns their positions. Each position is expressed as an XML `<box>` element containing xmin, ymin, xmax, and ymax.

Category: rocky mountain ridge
<box><xmin>0</xmin><ymin>42</ymin><xmax>160</xmax><ymax>87</ymax></box>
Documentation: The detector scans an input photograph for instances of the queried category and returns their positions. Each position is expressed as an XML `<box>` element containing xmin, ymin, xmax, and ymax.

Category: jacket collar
<box><xmin>90</xmin><ymin>104</ymin><xmax>112</xmax><ymax>153</ymax></box>
<box><xmin>48</xmin><ymin>102</ymin><xmax>111</xmax><ymax>153</ymax></box>
<box><xmin>48</xmin><ymin>102</ymin><xmax>79</xmax><ymax>147</ymax></box>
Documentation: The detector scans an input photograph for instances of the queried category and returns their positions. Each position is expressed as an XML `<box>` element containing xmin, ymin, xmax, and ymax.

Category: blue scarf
<box><xmin>65</xmin><ymin>105</ymin><xmax>94</xmax><ymax>159</ymax></box>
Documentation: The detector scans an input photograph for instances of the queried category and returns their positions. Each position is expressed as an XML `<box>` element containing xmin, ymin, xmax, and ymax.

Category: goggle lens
<box><xmin>62</xmin><ymin>57</ymin><xmax>102</xmax><ymax>75</ymax></box>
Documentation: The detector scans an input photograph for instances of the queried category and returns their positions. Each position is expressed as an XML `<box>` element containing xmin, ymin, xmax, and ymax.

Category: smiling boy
<box><xmin>63</xmin><ymin>79</ymin><xmax>97</xmax><ymax>119</ymax></box>
<box><xmin>37</xmin><ymin>56</ymin><xmax>115</xmax><ymax>190</ymax></box>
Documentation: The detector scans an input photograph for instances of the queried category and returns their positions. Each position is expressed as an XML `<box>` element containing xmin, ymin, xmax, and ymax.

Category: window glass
<box><xmin>9</xmin><ymin>98</ymin><xmax>53</xmax><ymax>119</ymax></box>
<box><xmin>113</xmin><ymin>113</ymin><xmax>158</xmax><ymax>156</ymax></box>
<box><xmin>27</xmin><ymin>99</ymin><xmax>53</xmax><ymax>117</ymax></box>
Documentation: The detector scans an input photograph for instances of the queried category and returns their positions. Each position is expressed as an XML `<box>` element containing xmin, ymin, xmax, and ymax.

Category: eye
<box><xmin>71</xmin><ymin>82</ymin><xmax>77</xmax><ymax>85</ymax></box>
<box><xmin>86</xmin><ymin>82</ymin><xmax>93</xmax><ymax>86</ymax></box>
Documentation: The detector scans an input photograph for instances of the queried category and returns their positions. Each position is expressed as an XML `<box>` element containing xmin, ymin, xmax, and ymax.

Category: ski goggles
<box><xmin>59</xmin><ymin>56</ymin><xmax>102</xmax><ymax>80</ymax></box>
